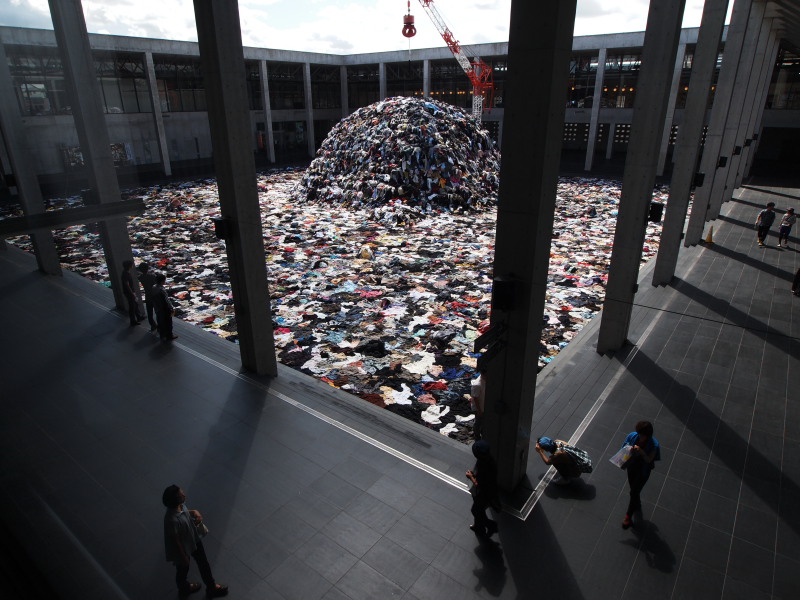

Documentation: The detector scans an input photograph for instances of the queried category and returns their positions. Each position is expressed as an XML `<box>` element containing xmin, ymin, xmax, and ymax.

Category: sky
<box><xmin>2</xmin><ymin>0</ymin><xmax>723</xmax><ymax>55</ymax></box>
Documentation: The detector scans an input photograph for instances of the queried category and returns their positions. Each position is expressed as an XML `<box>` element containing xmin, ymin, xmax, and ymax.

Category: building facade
<box><xmin>1</xmin><ymin>25</ymin><xmax>798</xmax><ymax>193</ymax></box>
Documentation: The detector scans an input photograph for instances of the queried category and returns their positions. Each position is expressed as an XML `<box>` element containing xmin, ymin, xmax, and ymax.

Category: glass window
<box><xmin>429</xmin><ymin>59</ymin><xmax>472</xmax><ymax>110</ymax></box>
<box><xmin>385</xmin><ymin>61</ymin><xmax>423</xmax><ymax>99</ymax></box>
<box><xmin>767</xmin><ymin>48</ymin><xmax>800</xmax><ymax>109</ymax></box>
<box><xmin>6</xmin><ymin>45</ymin><xmax>68</xmax><ymax>115</ymax></box>
<box><xmin>153</xmin><ymin>56</ymin><xmax>204</xmax><ymax>112</ymax></box>
<box><xmin>310</xmin><ymin>64</ymin><xmax>341</xmax><ymax>109</ymax></box>
<box><xmin>268</xmin><ymin>62</ymin><xmax>305</xmax><ymax>110</ymax></box>
<box><xmin>567</xmin><ymin>53</ymin><xmax>598</xmax><ymax>107</ymax></box>
<box><xmin>347</xmin><ymin>63</ymin><xmax>380</xmax><ymax>110</ymax></box>
<box><xmin>601</xmin><ymin>52</ymin><xmax>641</xmax><ymax>108</ymax></box>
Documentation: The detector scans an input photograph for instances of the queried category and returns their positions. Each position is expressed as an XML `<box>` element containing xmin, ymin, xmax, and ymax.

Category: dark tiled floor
<box><xmin>0</xmin><ymin>181</ymin><xmax>798</xmax><ymax>599</ymax></box>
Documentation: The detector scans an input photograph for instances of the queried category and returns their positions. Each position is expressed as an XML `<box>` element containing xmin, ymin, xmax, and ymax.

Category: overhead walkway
<box><xmin>0</xmin><ymin>180</ymin><xmax>797</xmax><ymax>599</ymax></box>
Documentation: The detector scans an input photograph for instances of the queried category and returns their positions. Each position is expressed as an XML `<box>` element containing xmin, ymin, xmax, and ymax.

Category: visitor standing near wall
<box><xmin>121</xmin><ymin>260</ymin><xmax>143</xmax><ymax>326</ymax></box>
<box><xmin>755</xmin><ymin>202</ymin><xmax>776</xmax><ymax>246</ymax></box>
<box><xmin>466</xmin><ymin>440</ymin><xmax>500</xmax><ymax>537</ymax></box>
<box><xmin>152</xmin><ymin>273</ymin><xmax>178</xmax><ymax>341</ymax></box>
<box><xmin>620</xmin><ymin>420</ymin><xmax>660</xmax><ymax>529</ymax></box>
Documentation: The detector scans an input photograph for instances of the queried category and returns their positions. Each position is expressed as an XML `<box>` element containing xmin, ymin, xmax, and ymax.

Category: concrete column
<box><xmin>606</xmin><ymin>122</ymin><xmax>615</xmax><ymax>159</ymax></box>
<box><xmin>597</xmin><ymin>0</ymin><xmax>686</xmax><ymax>354</ymax></box>
<box><xmin>584</xmin><ymin>47</ymin><xmax>607</xmax><ymax>172</ymax></box>
<box><xmin>0</xmin><ymin>37</ymin><xmax>61</xmax><ymax>274</ymax></box>
<box><xmin>259</xmin><ymin>60</ymin><xmax>276</xmax><ymax>164</ymax></box>
<box><xmin>485</xmin><ymin>0</ymin><xmax>577</xmax><ymax>491</ymax></box>
<box><xmin>653</xmin><ymin>0</ymin><xmax>729</xmax><ymax>286</ymax></box>
<box><xmin>685</xmin><ymin>0</ymin><xmax>753</xmax><ymax>245</ymax></box>
<box><xmin>339</xmin><ymin>65</ymin><xmax>349</xmax><ymax>118</ymax></box>
<box><xmin>48</xmin><ymin>0</ymin><xmax>137</xmax><ymax>310</ymax></box>
<box><xmin>656</xmin><ymin>43</ymin><xmax>687</xmax><ymax>176</ymax></box>
<box><xmin>706</xmin><ymin>1</ymin><xmax>768</xmax><ymax>219</ymax></box>
<box><xmin>192</xmin><ymin>0</ymin><xmax>278</xmax><ymax>376</ymax></box>
<box><xmin>143</xmin><ymin>51</ymin><xmax>172</xmax><ymax>177</ymax></box>
<box><xmin>303</xmin><ymin>62</ymin><xmax>315</xmax><ymax>158</ymax></box>
<box><xmin>423</xmin><ymin>59</ymin><xmax>431</xmax><ymax>98</ymax></box>
<box><xmin>379</xmin><ymin>62</ymin><xmax>387</xmax><ymax>100</ymax></box>
<box><xmin>742</xmin><ymin>36</ymin><xmax>779</xmax><ymax>179</ymax></box>
<box><xmin>730</xmin><ymin>25</ymin><xmax>777</xmax><ymax>189</ymax></box>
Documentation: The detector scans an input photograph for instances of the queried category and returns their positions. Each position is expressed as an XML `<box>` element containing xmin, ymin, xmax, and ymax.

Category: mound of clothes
<box><xmin>294</xmin><ymin>96</ymin><xmax>501</xmax><ymax>221</ymax></box>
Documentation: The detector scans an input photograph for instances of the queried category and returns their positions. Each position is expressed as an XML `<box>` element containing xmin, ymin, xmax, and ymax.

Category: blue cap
<box><xmin>538</xmin><ymin>437</ymin><xmax>557</xmax><ymax>452</ymax></box>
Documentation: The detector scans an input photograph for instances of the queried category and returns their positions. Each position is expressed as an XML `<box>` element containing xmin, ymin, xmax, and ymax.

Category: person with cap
<box><xmin>755</xmin><ymin>201</ymin><xmax>777</xmax><ymax>246</ymax></box>
<box><xmin>535</xmin><ymin>437</ymin><xmax>583</xmax><ymax>485</ymax></box>
<box><xmin>465</xmin><ymin>439</ymin><xmax>500</xmax><ymax>537</ymax></box>
<box><xmin>778</xmin><ymin>207</ymin><xmax>796</xmax><ymax>248</ymax></box>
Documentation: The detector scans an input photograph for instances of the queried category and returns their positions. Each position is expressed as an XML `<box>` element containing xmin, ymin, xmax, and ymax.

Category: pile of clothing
<box><xmin>294</xmin><ymin>96</ymin><xmax>501</xmax><ymax>220</ymax></box>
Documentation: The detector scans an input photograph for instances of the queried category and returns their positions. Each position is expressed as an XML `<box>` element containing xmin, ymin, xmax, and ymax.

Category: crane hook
<box><xmin>402</xmin><ymin>14</ymin><xmax>416</xmax><ymax>38</ymax></box>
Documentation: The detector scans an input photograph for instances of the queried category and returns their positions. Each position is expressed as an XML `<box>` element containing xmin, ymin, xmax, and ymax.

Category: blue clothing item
<box><xmin>623</xmin><ymin>432</ymin><xmax>660</xmax><ymax>475</ymax></box>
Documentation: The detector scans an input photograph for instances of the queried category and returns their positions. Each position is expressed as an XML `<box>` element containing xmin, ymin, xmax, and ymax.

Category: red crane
<box><xmin>402</xmin><ymin>0</ymin><xmax>494</xmax><ymax>122</ymax></box>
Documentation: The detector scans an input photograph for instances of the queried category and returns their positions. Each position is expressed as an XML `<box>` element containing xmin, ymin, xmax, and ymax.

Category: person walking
<box><xmin>755</xmin><ymin>202</ymin><xmax>776</xmax><ymax>246</ymax></box>
<box><xmin>121</xmin><ymin>260</ymin><xmax>143</xmax><ymax>326</ymax></box>
<box><xmin>466</xmin><ymin>440</ymin><xmax>500</xmax><ymax>537</ymax></box>
<box><xmin>620</xmin><ymin>421</ymin><xmax>660</xmax><ymax>529</ymax></box>
<box><xmin>138</xmin><ymin>262</ymin><xmax>158</xmax><ymax>332</ymax></box>
<box><xmin>777</xmin><ymin>207</ymin><xmax>796</xmax><ymax>248</ymax></box>
<box><xmin>162</xmin><ymin>485</ymin><xmax>228</xmax><ymax>597</ymax></box>
<box><xmin>152</xmin><ymin>273</ymin><xmax>178</xmax><ymax>341</ymax></box>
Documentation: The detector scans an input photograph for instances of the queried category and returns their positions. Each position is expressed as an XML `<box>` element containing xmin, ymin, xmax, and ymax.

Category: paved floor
<box><xmin>0</xmin><ymin>181</ymin><xmax>798</xmax><ymax>600</ymax></box>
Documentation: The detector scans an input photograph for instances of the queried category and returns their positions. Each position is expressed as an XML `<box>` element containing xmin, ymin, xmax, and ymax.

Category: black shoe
<box><xmin>179</xmin><ymin>583</ymin><xmax>202</xmax><ymax>597</ymax></box>
<box><xmin>206</xmin><ymin>584</ymin><xmax>228</xmax><ymax>597</ymax></box>
<box><xmin>469</xmin><ymin>524</ymin><xmax>487</xmax><ymax>537</ymax></box>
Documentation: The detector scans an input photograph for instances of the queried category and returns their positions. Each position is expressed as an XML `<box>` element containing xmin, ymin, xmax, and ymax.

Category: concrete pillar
<box><xmin>48</xmin><ymin>0</ymin><xmax>137</xmax><ymax>311</ymax></box>
<box><xmin>606</xmin><ymin>122</ymin><xmax>615</xmax><ymax>159</ymax></box>
<box><xmin>379</xmin><ymin>62</ymin><xmax>387</xmax><ymax>100</ymax></box>
<box><xmin>653</xmin><ymin>0</ymin><xmax>729</xmax><ymax>286</ymax></box>
<box><xmin>742</xmin><ymin>36</ymin><xmax>779</xmax><ymax>179</ymax></box>
<box><xmin>340</xmin><ymin>65</ymin><xmax>349</xmax><ymax>118</ymax></box>
<box><xmin>423</xmin><ymin>59</ymin><xmax>431</xmax><ymax>98</ymax></box>
<box><xmin>730</xmin><ymin>26</ymin><xmax>777</xmax><ymax>189</ymax></box>
<box><xmin>706</xmin><ymin>1</ymin><xmax>768</xmax><ymax>219</ymax></box>
<box><xmin>597</xmin><ymin>0</ymin><xmax>686</xmax><ymax>354</ymax></box>
<box><xmin>143</xmin><ymin>51</ymin><xmax>172</xmax><ymax>177</ymax></box>
<box><xmin>584</xmin><ymin>47</ymin><xmax>607</xmax><ymax>172</ymax></box>
<box><xmin>656</xmin><ymin>43</ymin><xmax>687</xmax><ymax>176</ymax></box>
<box><xmin>303</xmin><ymin>62</ymin><xmax>315</xmax><ymax>158</ymax></box>
<box><xmin>0</xmin><ymin>37</ymin><xmax>61</xmax><ymax>275</ymax></box>
<box><xmin>485</xmin><ymin>0</ymin><xmax>576</xmax><ymax>491</ymax></box>
<box><xmin>192</xmin><ymin>0</ymin><xmax>278</xmax><ymax>376</ymax></box>
<box><xmin>685</xmin><ymin>0</ymin><xmax>753</xmax><ymax>245</ymax></box>
<box><xmin>259</xmin><ymin>61</ymin><xmax>276</xmax><ymax>164</ymax></box>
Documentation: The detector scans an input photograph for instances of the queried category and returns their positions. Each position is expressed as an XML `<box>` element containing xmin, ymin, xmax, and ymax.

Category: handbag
<box><xmin>194</xmin><ymin>519</ymin><xmax>209</xmax><ymax>538</ymax></box>
<box><xmin>609</xmin><ymin>444</ymin><xmax>634</xmax><ymax>469</ymax></box>
<box><xmin>560</xmin><ymin>443</ymin><xmax>593</xmax><ymax>473</ymax></box>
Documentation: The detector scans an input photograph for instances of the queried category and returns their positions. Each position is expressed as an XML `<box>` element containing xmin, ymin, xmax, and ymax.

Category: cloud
<box><xmin>0</xmin><ymin>0</ymin><xmax>717</xmax><ymax>54</ymax></box>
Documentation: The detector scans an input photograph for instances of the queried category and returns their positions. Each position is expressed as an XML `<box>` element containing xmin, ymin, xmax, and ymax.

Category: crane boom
<box><xmin>415</xmin><ymin>0</ymin><xmax>493</xmax><ymax>122</ymax></box>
